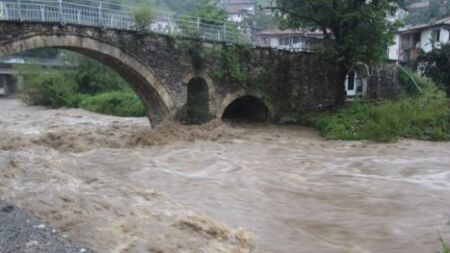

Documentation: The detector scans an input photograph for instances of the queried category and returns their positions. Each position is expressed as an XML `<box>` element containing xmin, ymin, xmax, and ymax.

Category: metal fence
<box><xmin>0</xmin><ymin>0</ymin><xmax>254</xmax><ymax>43</ymax></box>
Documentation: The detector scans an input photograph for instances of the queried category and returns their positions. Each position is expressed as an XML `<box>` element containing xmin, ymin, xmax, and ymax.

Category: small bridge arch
<box><xmin>219</xmin><ymin>91</ymin><xmax>273</xmax><ymax>122</ymax></box>
<box><xmin>0</xmin><ymin>34</ymin><xmax>176</xmax><ymax>125</ymax></box>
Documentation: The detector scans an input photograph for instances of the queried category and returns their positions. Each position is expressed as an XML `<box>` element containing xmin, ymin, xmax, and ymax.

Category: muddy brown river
<box><xmin>0</xmin><ymin>98</ymin><xmax>449</xmax><ymax>253</ymax></box>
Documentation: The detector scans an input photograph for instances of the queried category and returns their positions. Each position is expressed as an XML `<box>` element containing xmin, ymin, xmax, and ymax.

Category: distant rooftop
<box><xmin>219</xmin><ymin>0</ymin><xmax>256</xmax><ymax>14</ymax></box>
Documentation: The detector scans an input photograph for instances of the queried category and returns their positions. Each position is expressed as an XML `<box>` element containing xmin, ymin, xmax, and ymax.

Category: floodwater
<box><xmin>0</xmin><ymin>98</ymin><xmax>449</xmax><ymax>253</ymax></box>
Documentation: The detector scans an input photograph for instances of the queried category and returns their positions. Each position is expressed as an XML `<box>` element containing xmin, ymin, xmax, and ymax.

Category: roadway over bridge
<box><xmin>0</xmin><ymin>0</ymin><xmax>401</xmax><ymax>125</ymax></box>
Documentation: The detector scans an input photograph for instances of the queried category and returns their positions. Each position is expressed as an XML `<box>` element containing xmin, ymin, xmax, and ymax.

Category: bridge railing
<box><xmin>0</xmin><ymin>0</ymin><xmax>254</xmax><ymax>43</ymax></box>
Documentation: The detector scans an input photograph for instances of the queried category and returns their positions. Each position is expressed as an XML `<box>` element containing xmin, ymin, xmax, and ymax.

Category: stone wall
<box><xmin>200</xmin><ymin>45</ymin><xmax>401</xmax><ymax>120</ymax></box>
<box><xmin>366</xmin><ymin>61</ymin><xmax>402</xmax><ymax>100</ymax></box>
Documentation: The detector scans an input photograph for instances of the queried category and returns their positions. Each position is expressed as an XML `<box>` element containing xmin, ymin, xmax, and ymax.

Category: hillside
<box><xmin>403</xmin><ymin>0</ymin><xmax>450</xmax><ymax>24</ymax></box>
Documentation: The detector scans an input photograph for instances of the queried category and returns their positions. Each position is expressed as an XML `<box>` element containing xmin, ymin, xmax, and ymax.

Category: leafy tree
<box><xmin>177</xmin><ymin>0</ymin><xmax>227</xmax><ymax>39</ymax></box>
<box><xmin>62</xmin><ymin>51</ymin><xmax>128</xmax><ymax>94</ymax></box>
<box><xmin>417</xmin><ymin>44</ymin><xmax>450</xmax><ymax>96</ymax></box>
<box><xmin>194</xmin><ymin>0</ymin><xmax>226</xmax><ymax>25</ymax></box>
<box><xmin>17</xmin><ymin>65</ymin><xmax>78</xmax><ymax>108</ymax></box>
<box><xmin>270</xmin><ymin>0</ymin><xmax>401</xmax><ymax>105</ymax></box>
<box><xmin>243</xmin><ymin>11</ymin><xmax>280</xmax><ymax>29</ymax></box>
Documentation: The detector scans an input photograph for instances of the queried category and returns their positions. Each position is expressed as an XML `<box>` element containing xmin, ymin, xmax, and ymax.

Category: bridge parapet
<box><xmin>0</xmin><ymin>0</ymin><xmax>254</xmax><ymax>44</ymax></box>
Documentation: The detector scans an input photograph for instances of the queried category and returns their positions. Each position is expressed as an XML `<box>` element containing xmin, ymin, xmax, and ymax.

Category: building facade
<box><xmin>388</xmin><ymin>16</ymin><xmax>450</xmax><ymax>63</ymax></box>
<box><xmin>219</xmin><ymin>0</ymin><xmax>256</xmax><ymax>22</ymax></box>
<box><xmin>255</xmin><ymin>29</ymin><xmax>323</xmax><ymax>52</ymax></box>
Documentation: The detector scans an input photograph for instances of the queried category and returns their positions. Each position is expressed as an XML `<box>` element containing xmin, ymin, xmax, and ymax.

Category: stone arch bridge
<box><xmin>0</xmin><ymin>22</ymin><xmax>400</xmax><ymax>126</ymax></box>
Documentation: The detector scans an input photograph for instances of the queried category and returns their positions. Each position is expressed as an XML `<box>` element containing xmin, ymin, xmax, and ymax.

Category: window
<box><xmin>278</xmin><ymin>37</ymin><xmax>291</xmax><ymax>46</ymax></box>
<box><xmin>432</xmin><ymin>29</ymin><xmax>441</xmax><ymax>42</ymax></box>
<box><xmin>292</xmin><ymin>37</ymin><xmax>304</xmax><ymax>44</ymax></box>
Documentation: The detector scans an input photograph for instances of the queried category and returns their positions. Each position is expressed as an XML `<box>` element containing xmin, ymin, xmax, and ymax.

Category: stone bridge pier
<box><xmin>0</xmin><ymin>22</ymin><xmax>401</xmax><ymax>126</ymax></box>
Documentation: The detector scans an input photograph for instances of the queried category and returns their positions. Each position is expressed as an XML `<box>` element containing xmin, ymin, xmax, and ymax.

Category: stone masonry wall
<box><xmin>0</xmin><ymin>21</ymin><xmax>401</xmax><ymax>122</ymax></box>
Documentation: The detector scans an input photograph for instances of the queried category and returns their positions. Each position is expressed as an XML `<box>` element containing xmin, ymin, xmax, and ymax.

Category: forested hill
<box><xmin>403</xmin><ymin>0</ymin><xmax>450</xmax><ymax>24</ymax></box>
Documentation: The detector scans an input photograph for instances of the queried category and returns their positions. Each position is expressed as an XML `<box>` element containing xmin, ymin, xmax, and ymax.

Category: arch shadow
<box><xmin>219</xmin><ymin>91</ymin><xmax>272</xmax><ymax>122</ymax></box>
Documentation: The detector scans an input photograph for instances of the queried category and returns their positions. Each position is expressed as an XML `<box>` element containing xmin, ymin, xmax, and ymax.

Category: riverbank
<box><xmin>0</xmin><ymin>199</ymin><xmax>93</xmax><ymax>253</ymax></box>
<box><xmin>1</xmin><ymin>98</ymin><xmax>450</xmax><ymax>253</ymax></box>
<box><xmin>300</xmin><ymin>85</ymin><xmax>450</xmax><ymax>142</ymax></box>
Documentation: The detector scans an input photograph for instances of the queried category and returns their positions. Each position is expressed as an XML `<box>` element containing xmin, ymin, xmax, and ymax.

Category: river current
<box><xmin>0</xmin><ymin>98</ymin><xmax>449</xmax><ymax>253</ymax></box>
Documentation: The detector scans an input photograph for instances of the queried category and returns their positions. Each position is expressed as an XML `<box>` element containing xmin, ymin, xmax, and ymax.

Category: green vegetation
<box><xmin>300</xmin><ymin>78</ymin><xmax>450</xmax><ymax>142</ymax></box>
<box><xmin>404</xmin><ymin>0</ymin><xmax>450</xmax><ymax>25</ymax></box>
<box><xmin>438</xmin><ymin>233</ymin><xmax>450</xmax><ymax>253</ymax></box>
<box><xmin>79</xmin><ymin>91</ymin><xmax>145</xmax><ymax>117</ymax></box>
<box><xmin>212</xmin><ymin>44</ymin><xmax>252</xmax><ymax>87</ymax></box>
<box><xmin>271</xmin><ymin>0</ymin><xmax>401</xmax><ymax>105</ymax></box>
<box><xmin>417</xmin><ymin>44</ymin><xmax>450</xmax><ymax>96</ymax></box>
<box><xmin>63</xmin><ymin>52</ymin><xmax>129</xmax><ymax>94</ymax></box>
<box><xmin>132</xmin><ymin>5</ymin><xmax>154</xmax><ymax>32</ymax></box>
<box><xmin>16</xmin><ymin>51</ymin><xmax>145</xmax><ymax>117</ymax></box>
<box><xmin>194</xmin><ymin>0</ymin><xmax>227</xmax><ymax>24</ymax></box>
<box><xmin>18</xmin><ymin>65</ymin><xmax>78</xmax><ymax>108</ymax></box>
<box><xmin>399</xmin><ymin>65</ymin><xmax>424</xmax><ymax>95</ymax></box>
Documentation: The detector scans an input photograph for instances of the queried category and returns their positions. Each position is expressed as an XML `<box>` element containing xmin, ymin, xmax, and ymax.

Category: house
<box><xmin>219</xmin><ymin>0</ymin><xmax>256</xmax><ymax>22</ymax></box>
<box><xmin>389</xmin><ymin>16</ymin><xmax>450</xmax><ymax>63</ymax></box>
<box><xmin>0</xmin><ymin>2</ymin><xmax>6</xmax><ymax>19</ymax></box>
<box><xmin>255</xmin><ymin>28</ymin><xmax>323</xmax><ymax>52</ymax></box>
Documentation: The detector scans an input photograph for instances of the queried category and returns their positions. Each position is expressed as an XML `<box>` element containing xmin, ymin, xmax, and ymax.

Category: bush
<box><xmin>18</xmin><ymin>66</ymin><xmax>78</xmax><ymax>108</ymax></box>
<box><xmin>417</xmin><ymin>44</ymin><xmax>450</xmax><ymax>96</ymax></box>
<box><xmin>15</xmin><ymin>52</ymin><xmax>146</xmax><ymax>118</ymax></box>
<box><xmin>79</xmin><ymin>91</ymin><xmax>146</xmax><ymax>117</ymax></box>
<box><xmin>301</xmin><ymin>82</ymin><xmax>450</xmax><ymax>142</ymax></box>
<box><xmin>133</xmin><ymin>5</ymin><xmax>154</xmax><ymax>32</ymax></box>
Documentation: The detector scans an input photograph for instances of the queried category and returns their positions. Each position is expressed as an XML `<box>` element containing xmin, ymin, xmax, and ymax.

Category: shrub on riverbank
<box><xmin>78</xmin><ymin>91</ymin><xmax>146</xmax><ymax>117</ymax></box>
<box><xmin>18</xmin><ymin>67</ymin><xmax>79</xmax><ymax>108</ymax></box>
<box><xmin>16</xmin><ymin>57</ymin><xmax>146</xmax><ymax>117</ymax></box>
<box><xmin>300</xmin><ymin>82</ymin><xmax>450</xmax><ymax>142</ymax></box>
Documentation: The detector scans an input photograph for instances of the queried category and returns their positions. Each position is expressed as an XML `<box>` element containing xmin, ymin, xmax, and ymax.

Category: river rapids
<box><xmin>0</xmin><ymin>98</ymin><xmax>449</xmax><ymax>253</ymax></box>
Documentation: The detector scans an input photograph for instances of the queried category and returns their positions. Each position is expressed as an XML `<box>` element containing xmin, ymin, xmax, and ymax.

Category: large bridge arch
<box><xmin>0</xmin><ymin>35</ymin><xmax>176</xmax><ymax>126</ymax></box>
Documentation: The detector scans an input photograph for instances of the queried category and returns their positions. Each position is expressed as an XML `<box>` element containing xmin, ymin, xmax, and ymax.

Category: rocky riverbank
<box><xmin>0</xmin><ymin>199</ymin><xmax>93</xmax><ymax>253</ymax></box>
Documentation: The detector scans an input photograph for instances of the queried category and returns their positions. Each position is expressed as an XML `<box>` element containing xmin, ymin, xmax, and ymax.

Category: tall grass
<box><xmin>301</xmin><ymin>80</ymin><xmax>450</xmax><ymax>142</ymax></box>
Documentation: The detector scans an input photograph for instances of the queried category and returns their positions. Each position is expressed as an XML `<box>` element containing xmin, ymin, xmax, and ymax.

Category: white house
<box><xmin>255</xmin><ymin>29</ymin><xmax>323</xmax><ymax>52</ymax></box>
<box><xmin>388</xmin><ymin>16</ymin><xmax>450</xmax><ymax>63</ymax></box>
<box><xmin>0</xmin><ymin>2</ymin><xmax>5</xmax><ymax>19</ymax></box>
<box><xmin>219</xmin><ymin>0</ymin><xmax>256</xmax><ymax>23</ymax></box>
